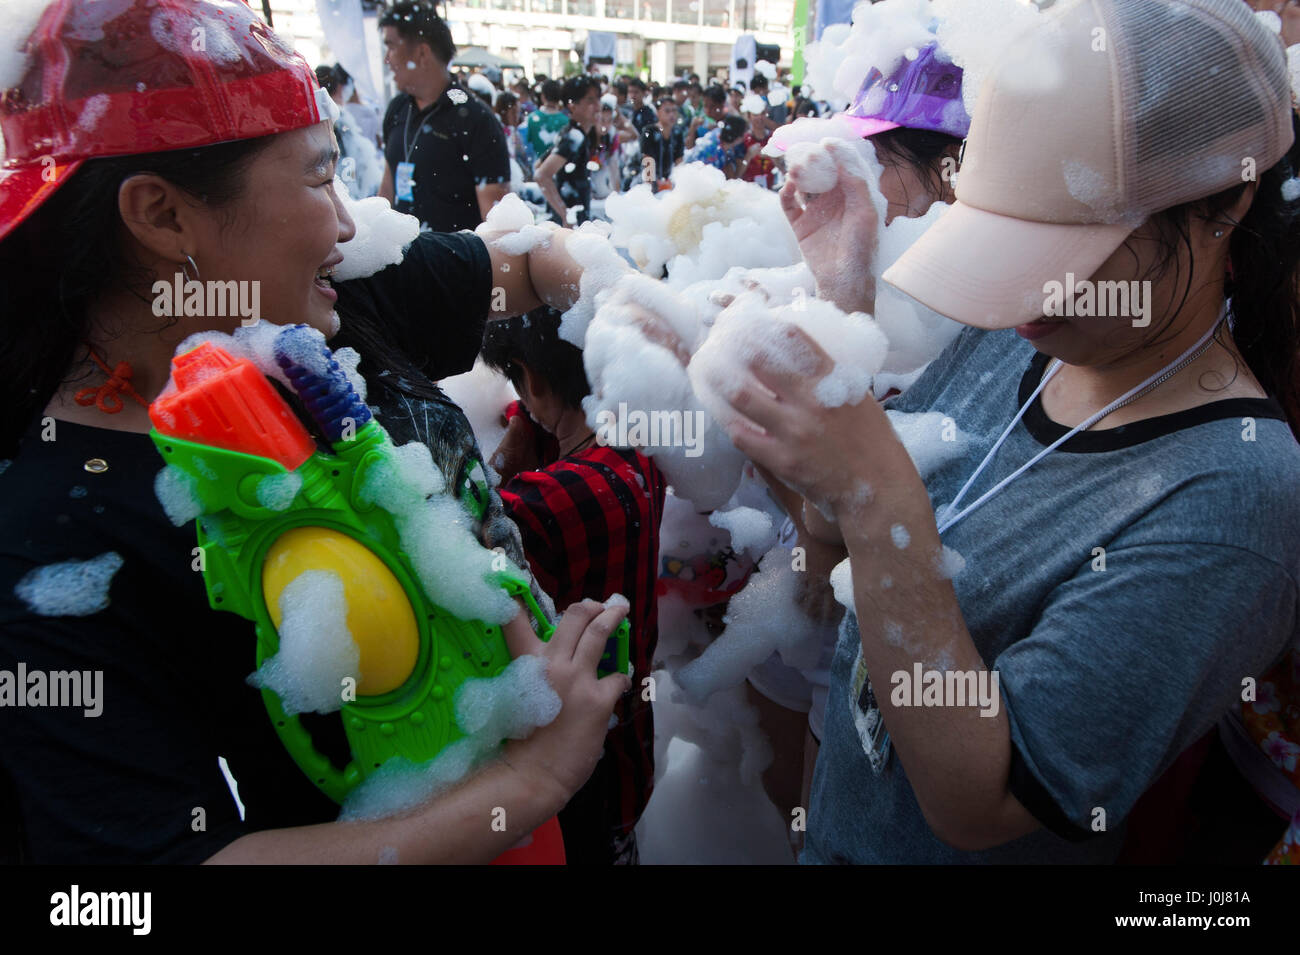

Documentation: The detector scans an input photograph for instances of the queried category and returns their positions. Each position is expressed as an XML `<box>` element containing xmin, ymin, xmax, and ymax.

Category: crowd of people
<box><xmin>1</xmin><ymin>0</ymin><xmax>1299</xmax><ymax>875</ymax></box>
<box><xmin>321</xmin><ymin>2</ymin><xmax>818</xmax><ymax>233</ymax></box>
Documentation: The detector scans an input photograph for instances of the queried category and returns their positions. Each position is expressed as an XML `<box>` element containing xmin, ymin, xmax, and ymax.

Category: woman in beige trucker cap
<box><xmin>712</xmin><ymin>0</ymin><xmax>1300</xmax><ymax>862</ymax></box>
<box><xmin>0</xmin><ymin>0</ymin><xmax>629</xmax><ymax>863</ymax></box>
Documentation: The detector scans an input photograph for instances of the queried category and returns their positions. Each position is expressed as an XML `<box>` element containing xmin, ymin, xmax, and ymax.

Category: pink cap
<box><xmin>883</xmin><ymin>0</ymin><xmax>1294</xmax><ymax>330</ymax></box>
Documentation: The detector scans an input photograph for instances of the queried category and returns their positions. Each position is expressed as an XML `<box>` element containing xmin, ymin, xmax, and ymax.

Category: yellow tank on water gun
<box><xmin>147</xmin><ymin>324</ymin><xmax>629</xmax><ymax>816</ymax></box>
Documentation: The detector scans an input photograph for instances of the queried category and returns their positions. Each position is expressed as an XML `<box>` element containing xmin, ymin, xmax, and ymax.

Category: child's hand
<box><xmin>501</xmin><ymin>600</ymin><xmax>632</xmax><ymax>803</ymax></box>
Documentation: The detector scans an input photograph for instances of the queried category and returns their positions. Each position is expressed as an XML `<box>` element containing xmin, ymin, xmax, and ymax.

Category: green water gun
<box><xmin>148</xmin><ymin>324</ymin><xmax>629</xmax><ymax>804</ymax></box>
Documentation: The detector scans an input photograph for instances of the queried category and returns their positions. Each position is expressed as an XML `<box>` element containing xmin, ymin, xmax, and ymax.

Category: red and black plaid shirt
<box><xmin>498</xmin><ymin>426</ymin><xmax>665</xmax><ymax>839</ymax></box>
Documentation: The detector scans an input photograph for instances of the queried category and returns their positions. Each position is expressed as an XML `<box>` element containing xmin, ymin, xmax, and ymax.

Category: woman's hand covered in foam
<box><xmin>780</xmin><ymin>139</ymin><xmax>882</xmax><ymax>316</ymax></box>
<box><xmin>717</xmin><ymin>324</ymin><xmax>912</xmax><ymax>518</ymax></box>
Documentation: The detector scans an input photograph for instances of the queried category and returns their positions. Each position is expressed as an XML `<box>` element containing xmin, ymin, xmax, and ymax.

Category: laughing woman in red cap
<box><xmin>706</xmin><ymin>0</ymin><xmax>1300</xmax><ymax>863</ymax></box>
<box><xmin>0</xmin><ymin>0</ymin><xmax>629</xmax><ymax>863</ymax></box>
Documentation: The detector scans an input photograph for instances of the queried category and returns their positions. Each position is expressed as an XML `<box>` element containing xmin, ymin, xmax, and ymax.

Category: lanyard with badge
<box><xmin>395</xmin><ymin>98</ymin><xmax>427</xmax><ymax>204</ymax></box>
<box><xmin>848</xmin><ymin>303</ymin><xmax>1227</xmax><ymax>775</ymax></box>
<box><xmin>396</xmin><ymin>88</ymin><xmax>468</xmax><ymax>205</ymax></box>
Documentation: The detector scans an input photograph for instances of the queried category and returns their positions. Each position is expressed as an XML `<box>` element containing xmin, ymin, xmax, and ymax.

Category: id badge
<box><xmin>395</xmin><ymin>161</ymin><xmax>416</xmax><ymax>202</ymax></box>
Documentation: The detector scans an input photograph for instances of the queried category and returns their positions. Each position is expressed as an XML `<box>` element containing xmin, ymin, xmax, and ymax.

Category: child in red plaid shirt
<box><xmin>483</xmin><ymin>307</ymin><xmax>666</xmax><ymax>864</ymax></box>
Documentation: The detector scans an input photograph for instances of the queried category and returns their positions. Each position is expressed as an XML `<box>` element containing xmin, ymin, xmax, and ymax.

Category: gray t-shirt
<box><xmin>803</xmin><ymin>325</ymin><xmax>1300</xmax><ymax>864</ymax></box>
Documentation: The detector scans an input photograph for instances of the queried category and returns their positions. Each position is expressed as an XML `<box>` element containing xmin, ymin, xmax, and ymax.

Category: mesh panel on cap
<box><xmin>1107</xmin><ymin>0</ymin><xmax>1292</xmax><ymax>218</ymax></box>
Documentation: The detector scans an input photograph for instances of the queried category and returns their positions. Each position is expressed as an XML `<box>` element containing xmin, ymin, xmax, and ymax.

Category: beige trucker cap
<box><xmin>882</xmin><ymin>0</ymin><xmax>1294</xmax><ymax>330</ymax></box>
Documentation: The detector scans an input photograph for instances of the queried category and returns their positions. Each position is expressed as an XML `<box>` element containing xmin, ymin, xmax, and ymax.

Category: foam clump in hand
<box><xmin>779</xmin><ymin>136</ymin><xmax>892</xmax><ymax>313</ymax></box>
<box><xmin>581</xmin><ymin>286</ymin><xmax>748</xmax><ymax>510</ymax></box>
<box><xmin>690</xmin><ymin>291</ymin><xmax>888</xmax><ymax>427</ymax></box>
<box><xmin>476</xmin><ymin>192</ymin><xmax>558</xmax><ymax>256</ymax></box>
<box><xmin>492</xmin><ymin>223</ymin><xmax>558</xmax><ymax>256</ymax></box>
<box><xmin>781</xmin><ymin>141</ymin><xmax>840</xmax><ymax>193</ymax></box>
<box><xmin>15</xmin><ymin>552</ymin><xmax>124</xmax><ymax>617</ymax></box>
<box><xmin>675</xmin><ymin>548</ymin><xmax>826</xmax><ymax>702</ymax></box>
<box><xmin>356</xmin><ymin>437</ymin><xmax>518</xmax><ymax>624</ymax></box>
<box><xmin>708</xmin><ymin>507</ymin><xmax>776</xmax><ymax>557</ymax></box>
<box><xmin>476</xmin><ymin>191</ymin><xmax>535</xmax><ymax>233</ymax></box>
<box><xmin>247</xmin><ymin>570</ymin><xmax>360</xmax><ymax>715</ymax></box>
<box><xmin>340</xmin><ymin>653</ymin><xmax>562</xmax><ymax>821</ymax></box>
<box><xmin>333</xmin><ymin>182</ymin><xmax>421</xmax><ymax>282</ymax></box>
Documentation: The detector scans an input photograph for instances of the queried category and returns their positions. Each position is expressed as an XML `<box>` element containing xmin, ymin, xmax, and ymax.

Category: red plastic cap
<box><xmin>151</xmin><ymin>342</ymin><xmax>316</xmax><ymax>471</ymax></box>
<box><xmin>0</xmin><ymin>0</ymin><xmax>322</xmax><ymax>243</ymax></box>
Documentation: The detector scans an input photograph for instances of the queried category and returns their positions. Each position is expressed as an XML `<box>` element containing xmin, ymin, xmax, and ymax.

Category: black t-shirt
<box><xmin>382</xmin><ymin>86</ymin><xmax>509</xmax><ymax>233</ymax></box>
<box><xmin>638</xmin><ymin>123</ymin><xmax>683</xmax><ymax>187</ymax></box>
<box><xmin>630</xmin><ymin>104</ymin><xmax>655</xmax><ymax>132</ymax></box>
<box><xmin>542</xmin><ymin>121</ymin><xmax>593</xmax><ymax>226</ymax></box>
<box><xmin>0</xmin><ymin>231</ymin><xmax>507</xmax><ymax>863</ymax></box>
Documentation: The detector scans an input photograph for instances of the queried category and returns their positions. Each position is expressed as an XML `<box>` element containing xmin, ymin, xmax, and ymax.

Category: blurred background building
<box><xmin>263</xmin><ymin>0</ymin><xmax>804</xmax><ymax>106</ymax></box>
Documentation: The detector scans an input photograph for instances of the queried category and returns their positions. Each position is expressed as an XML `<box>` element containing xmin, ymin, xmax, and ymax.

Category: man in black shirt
<box><xmin>535</xmin><ymin>75</ymin><xmax>601</xmax><ymax>226</ymax></box>
<box><xmin>638</xmin><ymin>97</ymin><xmax>684</xmax><ymax>192</ymax></box>
<box><xmin>377</xmin><ymin>3</ymin><xmax>509</xmax><ymax>232</ymax></box>
<box><xmin>627</xmin><ymin>78</ymin><xmax>656</xmax><ymax>132</ymax></box>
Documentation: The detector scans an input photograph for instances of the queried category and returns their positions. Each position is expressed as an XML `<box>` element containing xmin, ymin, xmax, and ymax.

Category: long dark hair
<box><xmin>1145</xmin><ymin>110</ymin><xmax>1300</xmax><ymax>438</ymax></box>
<box><xmin>0</xmin><ymin>137</ymin><xmax>274</xmax><ymax>456</ymax></box>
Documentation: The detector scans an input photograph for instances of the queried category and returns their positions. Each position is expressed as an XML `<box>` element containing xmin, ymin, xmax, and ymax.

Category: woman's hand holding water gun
<box><xmin>502</xmin><ymin>599</ymin><xmax>633</xmax><ymax>806</ymax></box>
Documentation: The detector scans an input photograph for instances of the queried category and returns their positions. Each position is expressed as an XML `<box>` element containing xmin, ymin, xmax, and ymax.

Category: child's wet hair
<box><xmin>481</xmin><ymin>306</ymin><xmax>592</xmax><ymax>409</ymax></box>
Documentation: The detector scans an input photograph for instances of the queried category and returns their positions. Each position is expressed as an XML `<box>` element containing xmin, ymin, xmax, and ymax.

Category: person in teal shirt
<box><xmin>524</xmin><ymin>79</ymin><xmax>570</xmax><ymax>163</ymax></box>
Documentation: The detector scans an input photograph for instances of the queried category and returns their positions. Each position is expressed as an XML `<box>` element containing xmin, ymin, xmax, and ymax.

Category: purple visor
<box><xmin>843</xmin><ymin>42</ymin><xmax>969</xmax><ymax>141</ymax></box>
